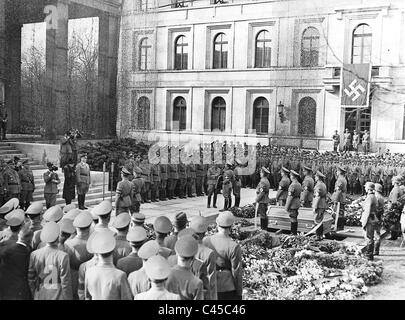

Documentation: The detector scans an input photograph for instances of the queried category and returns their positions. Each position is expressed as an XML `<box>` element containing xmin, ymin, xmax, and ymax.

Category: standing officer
<box><xmin>75</xmin><ymin>154</ymin><xmax>91</xmax><ymax>210</ymax></box>
<box><xmin>285</xmin><ymin>170</ymin><xmax>302</xmax><ymax>235</ymax></box>
<box><xmin>207</xmin><ymin>163</ymin><xmax>221</xmax><ymax>208</ymax></box>
<box><xmin>343</xmin><ymin>128</ymin><xmax>352</xmax><ymax>152</ymax></box>
<box><xmin>186</xmin><ymin>159</ymin><xmax>196</xmax><ymax>198</ymax></box>
<box><xmin>332</xmin><ymin>130</ymin><xmax>340</xmax><ymax>152</ymax></box>
<box><xmin>276</xmin><ymin>167</ymin><xmax>290</xmax><ymax>206</ymax></box>
<box><xmin>178</xmin><ymin>160</ymin><xmax>187</xmax><ymax>199</ymax></box>
<box><xmin>353</xmin><ymin>130</ymin><xmax>360</xmax><ymax>152</ymax></box>
<box><xmin>112</xmin><ymin>213</ymin><xmax>132</xmax><ymax>262</ymax></box>
<box><xmin>19</xmin><ymin>160</ymin><xmax>35</xmax><ymax>210</ymax></box>
<box><xmin>59</xmin><ymin>131</ymin><xmax>73</xmax><ymax>169</ymax></box>
<box><xmin>151</xmin><ymin>162</ymin><xmax>161</xmax><ymax>202</ymax></box>
<box><xmin>117</xmin><ymin>226</ymin><xmax>146</xmax><ymax>276</ymax></box>
<box><xmin>115</xmin><ymin>168</ymin><xmax>133</xmax><ymax>215</ymax></box>
<box><xmin>28</xmin><ymin>221</ymin><xmax>73</xmax><ymax>300</ymax></box>
<box><xmin>124</xmin><ymin>153</ymin><xmax>136</xmax><ymax>181</ymax></box>
<box><xmin>203</xmin><ymin>211</ymin><xmax>242</xmax><ymax>300</ymax></box>
<box><xmin>62</xmin><ymin>161</ymin><xmax>76</xmax><ymax>205</ymax></box>
<box><xmin>256</xmin><ymin>167</ymin><xmax>271</xmax><ymax>230</ymax></box>
<box><xmin>332</xmin><ymin>166</ymin><xmax>348</xmax><ymax>231</ymax></box>
<box><xmin>139</xmin><ymin>155</ymin><xmax>151</xmax><ymax>203</ymax></box>
<box><xmin>300</xmin><ymin>165</ymin><xmax>314</xmax><ymax>208</ymax></box>
<box><xmin>195</xmin><ymin>157</ymin><xmax>205</xmax><ymax>197</ymax></box>
<box><xmin>84</xmin><ymin>231</ymin><xmax>132</xmax><ymax>300</ymax></box>
<box><xmin>3</xmin><ymin>160</ymin><xmax>21</xmax><ymax>202</ymax></box>
<box><xmin>159</xmin><ymin>161</ymin><xmax>169</xmax><ymax>201</ymax></box>
<box><xmin>26</xmin><ymin>201</ymin><xmax>43</xmax><ymax>234</ymax></box>
<box><xmin>361</xmin><ymin>182</ymin><xmax>378</xmax><ymax>261</ymax></box>
<box><xmin>220</xmin><ymin>174</ymin><xmax>232</xmax><ymax>212</ymax></box>
<box><xmin>131</xmin><ymin>167</ymin><xmax>144</xmax><ymax>214</ymax></box>
<box><xmin>43</xmin><ymin>162</ymin><xmax>61</xmax><ymax>209</ymax></box>
<box><xmin>168</xmin><ymin>157</ymin><xmax>179</xmax><ymax>200</ymax></box>
<box><xmin>233</xmin><ymin>171</ymin><xmax>242</xmax><ymax>208</ymax></box>
<box><xmin>387</xmin><ymin>175</ymin><xmax>404</xmax><ymax>240</ymax></box>
<box><xmin>312</xmin><ymin>171</ymin><xmax>328</xmax><ymax>241</ymax></box>
<box><xmin>374</xmin><ymin>183</ymin><xmax>385</xmax><ymax>256</ymax></box>
<box><xmin>363</xmin><ymin>130</ymin><xmax>370</xmax><ymax>154</ymax></box>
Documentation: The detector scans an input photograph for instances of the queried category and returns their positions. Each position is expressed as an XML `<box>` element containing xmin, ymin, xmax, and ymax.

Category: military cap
<box><xmin>190</xmin><ymin>216</ymin><xmax>208</xmax><ymax>233</ymax></box>
<box><xmin>3</xmin><ymin>198</ymin><xmax>20</xmax><ymax>211</ymax></box>
<box><xmin>46</xmin><ymin>162</ymin><xmax>53</xmax><ymax>168</ymax></box>
<box><xmin>315</xmin><ymin>171</ymin><xmax>325</xmax><ymax>179</ymax></box>
<box><xmin>144</xmin><ymin>255</ymin><xmax>171</xmax><ymax>281</ymax></box>
<box><xmin>91</xmin><ymin>231</ymin><xmax>116</xmax><ymax>254</ymax></box>
<box><xmin>64</xmin><ymin>208</ymin><xmax>81</xmax><ymax>221</ymax></box>
<box><xmin>281</xmin><ymin>167</ymin><xmax>290</xmax><ymax>174</ymax></box>
<box><xmin>40</xmin><ymin>221</ymin><xmax>60</xmax><ymax>243</ymax></box>
<box><xmin>92</xmin><ymin>200</ymin><xmax>113</xmax><ymax>216</ymax></box>
<box><xmin>261</xmin><ymin>167</ymin><xmax>270</xmax><ymax>174</ymax></box>
<box><xmin>174</xmin><ymin>212</ymin><xmax>188</xmax><ymax>228</ymax></box>
<box><xmin>26</xmin><ymin>202</ymin><xmax>43</xmax><ymax>216</ymax></box>
<box><xmin>303</xmin><ymin>166</ymin><xmax>312</xmax><ymax>172</ymax></box>
<box><xmin>58</xmin><ymin>219</ymin><xmax>75</xmax><ymax>234</ymax></box>
<box><xmin>73</xmin><ymin>211</ymin><xmax>93</xmax><ymax>228</ymax></box>
<box><xmin>127</xmin><ymin>226</ymin><xmax>147</xmax><ymax>242</ymax></box>
<box><xmin>112</xmin><ymin>213</ymin><xmax>131</xmax><ymax>229</ymax></box>
<box><xmin>154</xmin><ymin>216</ymin><xmax>172</xmax><ymax>234</ymax></box>
<box><xmin>0</xmin><ymin>205</ymin><xmax>14</xmax><ymax>216</ymax></box>
<box><xmin>178</xmin><ymin>228</ymin><xmax>197</xmax><ymax>239</ymax></box>
<box><xmin>138</xmin><ymin>240</ymin><xmax>160</xmax><ymax>260</ymax></box>
<box><xmin>375</xmin><ymin>183</ymin><xmax>383</xmax><ymax>193</ymax></box>
<box><xmin>365</xmin><ymin>182</ymin><xmax>375</xmax><ymax>191</ymax></box>
<box><xmin>63</xmin><ymin>203</ymin><xmax>77</xmax><ymax>214</ymax></box>
<box><xmin>79</xmin><ymin>153</ymin><xmax>88</xmax><ymax>159</ymax></box>
<box><xmin>89</xmin><ymin>208</ymin><xmax>99</xmax><ymax>221</ymax></box>
<box><xmin>337</xmin><ymin>166</ymin><xmax>346</xmax><ymax>173</ymax></box>
<box><xmin>290</xmin><ymin>170</ymin><xmax>300</xmax><ymax>177</ymax></box>
<box><xmin>216</xmin><ymin>211</ymin><xmax>235</xmax><ymax>228</ymax></box>
<box><xmin>121</xmin><ymin>167</ymin><xmax>131</xmax><ymax>176</ymax></box>
<box><xmin>43</xmin><ymin>205</ymin><xmax>63</xmax><ymax>222</ymax></box>
<box><xmin>132</xmin><ymin>212</ymin><xmax>145</xmax><ymax>224</ymax></box>
<box><xmin>175</xmin><ymin>235</ymin><xmax>198</xmax><ymax>258</ymax></box>
<box><xmin>6</xmin><ymin>210</ymin><xmax>25</xmax><ymax>226</ymax></box>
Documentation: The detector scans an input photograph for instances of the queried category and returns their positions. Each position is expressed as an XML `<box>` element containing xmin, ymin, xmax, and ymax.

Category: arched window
<box><xmin>298</xmin><ymin>97</ymin><xmax>316</xmax><ymax>135</ymax></box>
<box><xmin>211</xmin><ymin>97</ymin><xmax>226</xmax><ymax>131</ymax></box>
<box><xmin>301</xmin><ymin>27</ymin><xmax>320</xmax><ymax>67</ymax></box>
<box><xmin>255</xmin><ymin>30</ymin><xmax>271</xmax><ymax>68</ymax></box>
<box><xmin>173</xmin><ymin>96</ymin><xmax>187</xmax><ymax>131</ymax></box>
<box><xmin>352</xmin><ymin>24</ymin><xmax>372</xmax><ymax>64</ymax></box>
<box><xmin>253</xmin><ymin>97</ymin><xmax>269</xmax><ymax>134</ymax></box>
<box><xmin>136</xmin><ymin>96</ymin><xmax>150</xmax><ymax>130</ymax></box>
<box><xmin>174</xmin><ymin>35</ymin><xmax>188</xmax><ymax>70</ymax></box>
<box><xmin>139</xmin><ymin>37</ymin><xmax>151</xmax><ymax>71</ymax></box>
<box><xmin>213</xmin><ymin>33</ymin><xmax>228</xmax><ymax>69</ymax></box>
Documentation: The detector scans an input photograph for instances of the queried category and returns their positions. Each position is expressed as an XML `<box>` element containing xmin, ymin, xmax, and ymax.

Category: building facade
<box><xmin>117</xmin><ymin>0</ymin><xmax>405</xmax><ymax>151</ymax></box>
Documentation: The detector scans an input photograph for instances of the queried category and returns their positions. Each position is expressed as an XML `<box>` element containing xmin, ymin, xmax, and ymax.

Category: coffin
<box><xmin>266</xmin><ymin>206</ymin><xmax>334</xmax><ymax>235</ymax></box>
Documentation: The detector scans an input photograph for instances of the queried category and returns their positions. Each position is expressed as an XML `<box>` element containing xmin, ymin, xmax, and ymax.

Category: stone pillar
<box><xmin>98</xmin><ymin>12</ymin><xmax>119</xmax><ymax>137</ymax></box>
<box><xmin>45</xmin><ymin>0</ymin><xmax>69</xmax><ymax>139</ymax></box>
<box><xmin>5</xmin><ymin>24</ymin><xmax>22</xmax><ymax>133</ymax></box>
<box><xmin>0</xmin><ymin>0</ymin><xmax>6</xmax><ymax>100</ymax></box>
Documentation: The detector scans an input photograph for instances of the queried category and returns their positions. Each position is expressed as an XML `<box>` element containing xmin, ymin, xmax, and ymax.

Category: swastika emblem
<box><xmin>344</xmin><ymin>79</ymin><xmax>366</xmax><ymax>102</ymax></box>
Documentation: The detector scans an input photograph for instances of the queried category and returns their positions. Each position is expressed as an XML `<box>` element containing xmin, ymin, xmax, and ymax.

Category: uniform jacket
<box><xmin>43</xmin><ymin>171</ymin><xmax>61</xmax><ymax>194</ymax></box>
<box><xmin>332</xmin><ymin>134</ymin><xmax>340</xmax><ymax>145</ymax></box>
<box><xmin>166</xmin><ymin>265</ymin><xmax>204</xmax><ymax>300</ymax></box>
<box><xmin>134</xmin><ymin>287</ymin><xmax>180</xmax><ymax>300</ymax></box>
<box><xmin>312</xmin><ymin>180</ymin><xmax>328</xmax><ymax>209</ymax></box>
<box><xmin>75</xmin><ymin>163</ymin><xmax>91</xmax><ymax>185</ymax></box>
<box><xmin>128</xmin><ymin>267</ymin><xmax>150</xmax><ymax>296</ymax></box>
<box><xmin>160</xmin><ymin>164</ymin><xmax>169</xmax><ymax>180</ymax></box>
<box><xmin>169</xmin><ymin>164</ymin><xmax>179</xmax><ymax>180</ymax></box>
<box><xmin>116</xmin><ymin>180</ymin><xmax>133</xmax><ymax>209</ymax></box>
<box><xmin>64</xmin><ymin>235</ymin><xmax>92</xmax><ymax>271</ymax></box>
<box><xmin>151</xmin><ymin>164</ymin><xmax>161</xmax><ymax>183</ymax></box>
<box><xmin>178</xmin><ymin>163</ymin><xmax>187</xmax><ymax>179</ymax></box>
<box><xmin>19</xmin><ymin>167</ymin><xmax>35</xmax><ymax>191</ymax></box>
<box><xmin>114</xmin><ymin>234</ymin><xmax>132</xmax><ymax>263</ymax></box>
<box><xmin>256</xmin><ymin>177</ymin><xmax>270</xmax><ymax>204</ymax></box>
<box><xmin>300</xmin><ymin>175</ymin><xmax>314</xmax><ymax>204</ymax></box>
<box><xmin>285</xmin><ymin>180</ymin><xmax>302</xmax><ymax>211</ymax></box>
<box><xmin>196</xmin><ymin>164</ymin><xmax>205</xmax><ymax>177</ymax></box>
<box><xmin>78</xmin><ymin>256</ymin><xmax>98</xmax><ymax>300</ymax></box>
<box><xmin>84</xmin><ymin>263</ymin><xmax>132</xmax><ymax>300</ymax></box>
<box><xmin>3</xmin><ymin>166</ymin><xmax>21</xmax><ymax>194</ymax></box>
<box><xmin>207</xmin><ymin>166</ymin><xmax>221</xmax><ymax>185</ymax></box>
<box><xmin>361</xmin><ymin>193</ymin><xmax>378</xmax><ymax>228</ymax></box>
<box><xmin>389</xmin><ymin>185</ymin><xmax>404</xmax><ymax>204</ymax></box>
<box><xmin>60</xmin><ymin>136</ymin><xmax>73</xmax><ymax>154</ymax></box>
<box><xmin>375</xmin><ymin>192</ymin><xmax>385</xmax><ymax>220</ymax></box>
<box><xmin>343</xmin><ymin>133</ymin><xmax>352</xmax><ymax>146</ymax></box>
<box><xmin>331</xmin><ymin>175</ymin><xmax>347</xmax><ymax>204</ymax></box>
<box><xmin>62</xmin><ymin>164</ymin><xmax>76</xmax><ymax>201</ymax></box>
<box><xmin>187</xmin><ymin>164</ymin><xmax>197</xmax><ymax>179</ymax></box>
<box><xmin>276</xmin><ymin>176</ymin><xmax>290</xmax><ymax>201</ymax></box>
<box><xmin>233</xmin><ymin>178</ymin><xmax>242</xmax><ymax>197</ymax></box>
<box><xmin>196</xmin><ymin>243</ymin><xmax>217</xmax><ymax>300</ymax></box>
<box><xmin>117</xmin><ymin>252</ymin><xmax>143</xmax><ymax>276</ymax></box>
<box><xmin>203</xmin><ymin>233</ymin><xmax>242</xmax><ymax>296</ymax></box>
<box><xmin>132</xmin><ymin>178</ymin><xmax>144</xmax><ymax>201</ymax></box>
<box><xmin>353</xmin><ymin>134</ymin><xmax>360</xmax><ymax>148</ymax></box>
<box><xmin>222</xmin><ymin>180</ymin><xmax>232</xmax><ymax>197</ymax></box>
<box><xmin>223</xmin><ymin>169</ymin><xmax>234</xmax><ymax>182</ymax></box>
<box><xmin>28</xmin><ymin>245</ymin><xmax>73</xmax><ymax>300</ymax></box>
<box><xmin>0</xmin><ymin>241</ymin><xmax>32</xmax><ymax>300</ymax></box>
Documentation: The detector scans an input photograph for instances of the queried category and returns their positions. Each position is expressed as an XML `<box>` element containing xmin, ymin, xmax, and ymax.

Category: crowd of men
<box><xmin>0</xmin><ymin>197</ymin><xmax>242</xmax><ymax>300</ymax></box>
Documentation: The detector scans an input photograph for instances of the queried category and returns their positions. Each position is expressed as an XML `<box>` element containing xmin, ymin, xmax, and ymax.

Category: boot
<box><xmin>213</xmin><ymin>194</ymin><xmax>217</xmax><ymax>208</ymax></box>
<box><xmin>291</xmin><ymin>222</ymin><xmax>298</xmax><ymax>235</ymax></box>
<box><xmin>337</xmin><ymin>217</ymin><xmax>345</xmax><ymax>231</ymax></box>
<box><xmin>374</xmin><ymin>241</ymin><xmax>380</xmax><ymax>256</ymax></box>
<box><xmin>366</xmin><ymin>242</ymin><xmax>374</xmax><ymax>261</ymax></box>
<box><xmin>234</xmin><ymin>197</ymin><xmax>240</xmax><ymax>208</ymax></box>
<box><xmin>260</xmin><ymin>217</ymin><xmax>268</xmax><ymax>231</ymax></box>
<box><xmin>207</xmin><ymin>196</ymin><xmax>211</xmax><ymax>208</ymax></box>
<box><xmin>316</xmin><ymin>224</ymin><xmax>323</xmax><ymax>241</ymax></box>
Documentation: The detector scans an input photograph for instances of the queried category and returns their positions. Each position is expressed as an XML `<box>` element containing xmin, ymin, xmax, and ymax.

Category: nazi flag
<box><xmin>340</xmin><ymin>63</ymin><xmax>371</xmax><ymax>108</ymax></box>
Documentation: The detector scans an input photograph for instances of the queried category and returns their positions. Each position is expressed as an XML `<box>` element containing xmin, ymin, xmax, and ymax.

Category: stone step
<box><xmin>33</xmin><ymin>184</ymin><xmax>104</xmax><ymax>194</ymax></box>
<box><xmin>0</xmin><ymin>153</ymin><xmax>28</xmax><ymax>158</ymax></box>
<box><xmin>0</xmin><ymin>149</ymin><xmax>23</xmax><ymax>154</ymax></box>
<box><xmin>32</xmin><ymin>190</ymin><xmax>115</xmax><ymax>203</ymax></box>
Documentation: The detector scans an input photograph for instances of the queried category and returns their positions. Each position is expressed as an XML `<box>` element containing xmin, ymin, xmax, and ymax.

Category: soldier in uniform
<box><xmin>300</xmin><ymin>166</ymin><xmax>314</xmax><ymax>208</ymax></box>
<box><xmin>151</xmin><ymin>163</ymin><xmax>161</xmax><ymax>202</ymax></box>
<box><xmin>159</xmin><ymin>161</ymin><xmax>169</xmax><ymax>201</ymax></box>
<box><xmin>26</xmin><ymin>202</ymin><xmax>43</xmax><ymax>234</ymax></box>
<box><xmin>62</xmin><ymin>161</ymin><xmax>76</xmax><ymax>205</ymax></box>
<box><xmin>115</xmin><ymin>168</ymin><xmax>134</xmax><ymax>215</ymax></box>
<box><xmin>361</xmin><ymin>182</ymin><xmax>378</xmax><ymax>261</ymax></box>
<box><xmin>285</xmin><ymin>170</ymin><xmax>302</xmax><ymax>235</ymax></box>
<box><xmin>332</xmin><ymin>130</ymin><xmax>340</xmax><ymax>152</ymax></box>
<box><xmin>3</xmin><ymin>160</ymin><xmax>21</xmax><ymax>202</ymax></box>
<box><xmin>168</xmin><ymin>159</ymin><xmax>179</xmax><ymax>200</ymax></box>
<box><xmin>131</xmin><ymin>167</ymin><xmax>144</xmax><ymax>214</ymax></box>
<box><xmin>28</xmin><ymin>221</ymin><xmax>73</xmax><ymax>300</ymax></box>
<box><xmin>374</xmin><ymin>183</ymin><xmax>385</xmax><ymax>256</ymax></box>
<box><xmin>84</xmin><ymin>231</ymin><xmax>132</xmax><ymax>300</ymax></box>
<box><xmin>255</xmin><ymin>167</ymin><xmax>271</xmax><ymax>230</ymax></box>
<box><xmin>352</xmin><ymin>130</ymin><xmax>360</xmax><ymax>152</ymax></box>
<box><xmin>276</xmin><ymin>167</ymin><xmax>290</xmax><ymax>206</ymax></box>
<box><xmin>203</xmin><ymin>211</ymin><xmax>242</xmax><ymax>300</ymax></box>
<box><xmin>220</xmin><ymin>174</ymin><xmax>232</xmax><ymax>212</ymax></box>
<box><xmin>343</xmin><ymin>128</ymin><xmax>352</xmax><ymax>152</ymax></box>
<box><xmin>93</xmin><ymin>200</ymin><xmax>116</xmax><ymax>234</ymax></box>
<box><xmin>75</xmin><ymin>154</ymin><xmax>91</xmax><ymax>210</ymax></box>
<box><xmin>59</xmin><ymin>131</ymin><xmax>74</xmax><ymax>169</ymax></box>
<box><xmin>43</xmin><ymin>162</ymin><xmax>61</xmax><ymax>209</ymax></box>
<box><xmin>124</xmin><ymin>153</ymin><xmax>136</xmax><ymax>182</ymax></box>
<box><xmin>195</xmin><ymin>157</ymin><xmax>205</xmax><ymax>197</ymax></box>
<box><xmin>0</xmin><ymin>210</ymin><xmax>25</xmax><ymax>247</ymax></box>
<box><xmin>331</xmin><ymin>166</ymin><xmax>348</xmax><ymax>231</ymax></box>
<box><xmin>178</xmin><ymin>161</ymin><xmax>187</xmax><ymax>199</ymax></box>
<box><xmin>186</xmin><ymin>159</ymin><xmax>196</xmax><ymax>198</ymax></box>
<box><xmin>387</xmin><ymin>175</ymin><xmax>404</xmax><ymax>240</ymax></box>
<box><xmin>312</xmin><ymin>171</ymin><xmax>328</xmax><ymax>241</ymax></box>
<box><xmin>207</xmin><ymin>163</ymin><xmax>221</xmax><ymax>208</ymax></box>
<box><xmin>112</xmin><ymin>213</ymin><xmax>132</xmax><ymax>263</ymax></box>
<box><xmin>363</xmin><ymin>130</ymin><xmax>370</xmax><ymax>154</ymax></box>
<box><xmin>19</xmin><ymin>160</ymin><xmax>35</xmax><ymax>210</ymax></box>
<box><xmin>233</xmin><ymin>170</ymin><xmax>242</xmax><ymax>208</ymax></box>
<box><xmin>117</xmin><ymin>226</ymin><xmax>146</xmax><ymax>276</ymax></box>
<box><xmin>139</xmin><ymin>155</ymin><xmax>151</xmax><ymax>203</ymax></box>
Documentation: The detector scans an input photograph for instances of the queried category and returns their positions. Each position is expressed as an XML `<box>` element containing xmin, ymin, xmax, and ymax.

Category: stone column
<box><xmin>45</xmin><ymin>0</ymin><xmax>69</xmax><ymax>139</ymax></box>
<box><xmin>0</xmin><ymin>0</ymin><xmax>6</xmax><ymax>101</ymax></box>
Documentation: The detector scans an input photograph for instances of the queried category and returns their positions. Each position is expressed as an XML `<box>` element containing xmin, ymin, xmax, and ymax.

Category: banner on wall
<box><xmin>340</xmin><ymin>63</ymin><xmax>371</xmax><ymax>108</ymax></box>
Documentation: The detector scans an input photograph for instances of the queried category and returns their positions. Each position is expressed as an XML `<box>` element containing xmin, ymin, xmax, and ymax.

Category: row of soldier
<box><xmin>0</xmin><ymin>198</ymin><xmax>242</xmax><ymax>300</ymax></box>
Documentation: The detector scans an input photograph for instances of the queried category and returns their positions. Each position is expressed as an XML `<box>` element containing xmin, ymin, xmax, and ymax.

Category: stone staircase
<box><xmin>0</xmin><ymin>141</ymin><xmax>115</xmax><ymax>210</ymax></box>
